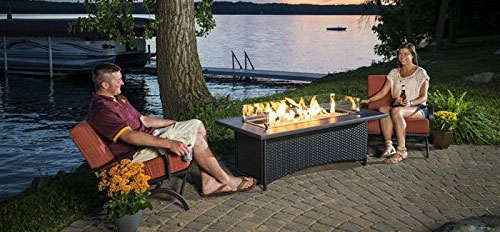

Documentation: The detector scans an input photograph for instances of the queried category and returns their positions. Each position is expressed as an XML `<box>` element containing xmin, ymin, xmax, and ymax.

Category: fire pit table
<box><xmin>216</xmin><ymin>107</ymin><xmax>387</xmax><ymax>190</ymax></box>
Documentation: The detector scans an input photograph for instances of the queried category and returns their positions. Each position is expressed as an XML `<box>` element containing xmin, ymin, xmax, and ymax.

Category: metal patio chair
<box><xmin>70</xmin><ymin>120</ymin><xmax>191</xmax><ymax>210</ymax></box>
<box><xmin>366</xmin><ymin>75</ymin><xmax>433</xmax><ymax>158</ymax></box>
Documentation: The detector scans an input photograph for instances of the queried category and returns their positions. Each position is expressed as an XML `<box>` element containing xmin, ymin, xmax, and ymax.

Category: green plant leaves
<box><xmin>195</xmin><ymin>0</ymin><xmax>216</xmax><ymax>37</ymax></box>
<box><xmin>429</xmin><ymin>90</ymin><xmax>498</xmax><ymax>144</ymax></box>
<box><xmin>103</xmin><ymin>191</ymin><xmax>151</xmax><ymax>219</ymax></box>
<box><xmin>434</xmin><ymin>111</ymin><xmax>458</xmax><ymax>132</ymax></box>
<box><xmin>71</xmin><ymin>0</ymin><xmax>215</xmax><ymax>49</ymax></box>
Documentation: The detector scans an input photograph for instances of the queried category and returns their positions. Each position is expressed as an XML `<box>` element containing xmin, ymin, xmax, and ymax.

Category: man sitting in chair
<box><xmin>88</xmin><ymin>63</ymin><xmax>255</xmax><ymax>197</ymax></box>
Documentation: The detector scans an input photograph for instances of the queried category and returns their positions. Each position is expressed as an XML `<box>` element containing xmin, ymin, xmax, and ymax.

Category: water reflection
<box><xmin>0</xmin><ymin>73</ymin><xmax>293</xmax><ymax>201</ymax></box>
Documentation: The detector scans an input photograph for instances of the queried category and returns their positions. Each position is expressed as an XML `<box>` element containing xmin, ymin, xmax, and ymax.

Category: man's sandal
<box><xmin>236</xmin><ymin>177</ymin><xmax>256</xmax><ymax>192</ymax></box>
<box><xmin>384</xmin><ymin>147</ymin><xmax>408</xmax><ymax>164</ymax></box>
<box><xmin>200</xmin><ymin>184</ymin><xmax>235</xmax><ymax>198</ymax></box>
<box><xmin>381</xmin><ymin>141</ymin><xmax>396</xmax><ymax>158</ymax></box>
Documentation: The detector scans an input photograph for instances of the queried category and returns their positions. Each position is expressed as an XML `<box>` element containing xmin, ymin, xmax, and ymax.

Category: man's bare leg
<box><xmin>193</xmin><ymin>123</ymin><xmax>255</xmax><ymax>194</ymax></box>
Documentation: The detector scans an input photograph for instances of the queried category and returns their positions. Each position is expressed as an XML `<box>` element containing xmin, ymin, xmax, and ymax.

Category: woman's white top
<box><xmin>386</xmin><ymin>67</ymin><xmax>430</xmax><ymax>104</ymax></box>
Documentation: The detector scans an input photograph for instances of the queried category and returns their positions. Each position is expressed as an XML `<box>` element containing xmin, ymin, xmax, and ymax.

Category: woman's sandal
<box><xmin>381</xmin><ymin>141</ymin><xmax>396</xmax><ymax>158</ymax></box>
<box><xmin>384</xmin><ymin>147</ymin><xmax>408</xmax><ymax>164</ymax></box>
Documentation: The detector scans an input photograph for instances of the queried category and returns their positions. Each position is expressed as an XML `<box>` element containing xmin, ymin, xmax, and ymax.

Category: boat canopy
<box><xmin>0</xmin><ymin>18</ymin><xmax>153</xmax><ymax>39</ymax></box>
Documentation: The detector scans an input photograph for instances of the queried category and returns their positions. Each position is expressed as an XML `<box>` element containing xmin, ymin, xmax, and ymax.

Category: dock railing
<box><xmin>244</xmin><ymin>51</ymin><xmax>254</xmax><ymax>70</ymax></box>
<box><xmin>232</xmin><ymin>50</ymin><xmax>255</xmax><ymax>70</ymax></box>
<box><xmin>231</xmin><ymin>50</ymin><xmax>243</xmax><ymax>70</ymax></box>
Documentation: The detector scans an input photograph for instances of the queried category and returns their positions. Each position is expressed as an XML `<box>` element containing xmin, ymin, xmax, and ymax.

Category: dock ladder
<box><xmin>231</xmin><ymin>50</ymin><xmax>255</xmax><ymax>80</ymax></box>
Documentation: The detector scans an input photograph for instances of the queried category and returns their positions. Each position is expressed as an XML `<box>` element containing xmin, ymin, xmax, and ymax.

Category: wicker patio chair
<box><xmin>366</xmin><ymin>75</ymin><xmax>433</xmax><ymax>158</ymax></box>
<box><xmin>70</xmin><ymin>120</ymin><xmax>191</xmax><ymax>210</ymax></box>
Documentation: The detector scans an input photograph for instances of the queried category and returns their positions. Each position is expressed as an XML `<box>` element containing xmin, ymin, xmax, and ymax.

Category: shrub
<box><xmin>429</xmin><ymin>90</ymin><xmax>499</xmax><ymax>144</ymax></box>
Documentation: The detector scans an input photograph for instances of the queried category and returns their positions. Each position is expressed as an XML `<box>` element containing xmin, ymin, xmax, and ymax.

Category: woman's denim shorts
<box><xmin>416</xmin><ymin>104</ymin><xmax>429</xmax><ymax>118</ymax></box>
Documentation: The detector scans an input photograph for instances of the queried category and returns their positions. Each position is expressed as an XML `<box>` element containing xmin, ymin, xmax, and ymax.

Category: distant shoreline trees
<box><xmin>1</xmin><ymin>0</ymin><xmax>380</xmax><ymax>15</ymax></box>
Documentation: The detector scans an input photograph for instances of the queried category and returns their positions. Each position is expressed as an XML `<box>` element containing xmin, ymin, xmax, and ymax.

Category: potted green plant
<box><xmin>433</xmin><ymin>110</ymin><xmax>458</xmax><ymax>149</ymax></box>
<box><xmin>98</xmin><ymin>159</ymin><xmax>153</xmax><ymax>232</ymax></box>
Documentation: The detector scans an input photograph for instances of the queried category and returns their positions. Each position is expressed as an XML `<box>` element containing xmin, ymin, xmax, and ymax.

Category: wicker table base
<box><xmin>216</xmin><ymin>109</ymin><xmax>386</xmax><ymax>190</ymax></box>
<box><xmin>235</xmin><ymin>122</ymin><xmax>367</xmax><ymax>190</ymax></box>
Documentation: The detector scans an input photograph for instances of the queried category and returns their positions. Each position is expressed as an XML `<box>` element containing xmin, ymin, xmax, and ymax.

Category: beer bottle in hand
<box><xmin>399</xmin><ymin>85</ymin><xmax>406</xmax><ymax>105</ymax></box>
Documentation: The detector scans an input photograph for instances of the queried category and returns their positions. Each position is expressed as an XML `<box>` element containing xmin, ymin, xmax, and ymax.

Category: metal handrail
<box><xmin>231</xmin><ymin>50</ymin><xmax>243</xmax><ymax>69</ymax></box>
<box><xmin>244</xmin><ymin>51</ymin><xmax>255</xmax><ymax>70</ymax></box>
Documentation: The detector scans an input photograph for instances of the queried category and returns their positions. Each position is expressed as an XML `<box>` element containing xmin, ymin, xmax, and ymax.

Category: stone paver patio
<box><xmin>63</xmin><ymin>145</ymin><xmax>499</xmax><ymax>232</ymax></box>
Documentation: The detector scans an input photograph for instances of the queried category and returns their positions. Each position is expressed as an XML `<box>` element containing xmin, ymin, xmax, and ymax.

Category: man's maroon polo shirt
<box><xmin>88</xmin><ymin>94</ymin><xmax>155</xmax><ymax>158</ymax></box>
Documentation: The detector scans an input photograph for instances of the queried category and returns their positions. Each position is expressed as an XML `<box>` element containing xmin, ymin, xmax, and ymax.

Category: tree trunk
<box><xmin>402</xmin><ymin>0</ymin><xmax>414</xmax><ymax>44</ymax></box>
<box><xmin>156</xmin><ymin>0</ymin><xmax>214</xmax><ymax>119</ymax></box>
<box><xmin>448</xmin><ymin>1</ymin><xmax>462</xmax><ymax>44</ymax></box>
<box><xmin>434</xmin><ymin>0</ymin><xmax>450</xmax><ymax>48</ymax></box>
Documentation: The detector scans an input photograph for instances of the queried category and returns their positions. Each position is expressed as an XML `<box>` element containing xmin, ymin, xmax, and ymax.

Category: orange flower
<box><xmin>98</xmin><ymin>159</ymin><xmax>151</xmax><ymax>198</ymax></box>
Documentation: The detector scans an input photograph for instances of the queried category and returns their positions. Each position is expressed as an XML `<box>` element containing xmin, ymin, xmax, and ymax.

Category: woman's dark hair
<box><xmin>396</xmin><ymin>43</ymin><xmax>419</xmax><ymax>67</ymax></box>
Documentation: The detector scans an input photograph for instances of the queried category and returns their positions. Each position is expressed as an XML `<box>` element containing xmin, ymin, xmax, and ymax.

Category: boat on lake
<box><xmin>326</xmin><ymin>26</ymin><xmax>347</xmax><ymax>31</ymax></box>
<box><xmin>0</xmin><ymin>17</ymin><xmax>151</xmax><ymax>76</ymax></box>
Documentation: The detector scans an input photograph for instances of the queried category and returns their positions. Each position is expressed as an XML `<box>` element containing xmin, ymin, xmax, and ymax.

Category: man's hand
<box><xmin>166</xmin><ymin>140</ymin><xmax>189</xmax><ymax>157</ymax></box>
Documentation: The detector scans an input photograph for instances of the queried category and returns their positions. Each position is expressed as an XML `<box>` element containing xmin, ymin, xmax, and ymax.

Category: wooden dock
<box><xmin>202</xmin><ymin>67</ymin><xmax>325</xmax><ymax>81</ymax></box>
<box><xmin>132</xmin><ymin>63</ymin><xmax>326</xmax><ymax>82</ymax></box>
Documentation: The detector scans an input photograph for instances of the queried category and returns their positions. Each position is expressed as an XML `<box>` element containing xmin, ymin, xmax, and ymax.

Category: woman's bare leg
<box><xmin>379</xmin><ymin>106</ymin><xmax>393</xmax><ymax>141</ymax></box>
<box><xmin>391</xmin><ymin>107</ymin><xmax>424</xmax><ymax>148</ymax></box>
<box><xmin>385</xmin><ymin>107</ymin><xmax>425</xmax><ymax>163</ymax></box>
<box><xmin>391</xmin><ymin>107</ymin><xmax>407</xmax><ymax>148</ymax></box>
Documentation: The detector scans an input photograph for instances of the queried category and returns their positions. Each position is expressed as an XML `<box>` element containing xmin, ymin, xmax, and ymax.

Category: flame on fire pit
<box><xmin>242</xmin><ymin>93</ymin><xmax>360</xmax><ymax>129</ymax></box>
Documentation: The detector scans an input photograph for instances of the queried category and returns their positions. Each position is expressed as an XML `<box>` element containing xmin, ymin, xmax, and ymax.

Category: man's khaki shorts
<box><xmin>131</xmin><ymin>119</ymin><xmax>202</xmax><ymax>164</ymax></box>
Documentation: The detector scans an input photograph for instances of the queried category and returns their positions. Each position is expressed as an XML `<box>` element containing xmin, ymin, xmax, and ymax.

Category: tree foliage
<box><xmin>365</xmin><ymin>0</ymin><xmax>438</xmax><ymax>60</ymax></box>
<box><xmin>75</xmin><ymin>0</ymin><xmax>216</xmax><ymax>48</ymax></box>
<box><xmin>364</xmin><ymin>0</ymin><xmax>500</xmax><ymax>60</ymax></box>
<box><xmin>195</xmin><ymin>0</ymin><xmax>216</xmax><ymax>37</ymax></box>
<box><xmin>74</xmin><ymin>0</ymin><xmax>159</xmax><ymax>49</ymax></box>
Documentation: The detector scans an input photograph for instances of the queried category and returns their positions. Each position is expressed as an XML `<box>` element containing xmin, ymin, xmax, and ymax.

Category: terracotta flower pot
<box><xmin>434</xmin><ymin>131</ymin><xmax>453</xmax><ymax>149</ymax></box>
<box><xmin>115</xmin><ymin>210</ymin><xmax>143</xmax><ymax>232</ymax></box>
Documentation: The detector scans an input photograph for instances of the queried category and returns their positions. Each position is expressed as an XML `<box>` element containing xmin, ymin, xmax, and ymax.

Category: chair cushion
<box><xmin>143</xmin><ymin>155</ymin><xmax>190</xmax><ymax>180</ymax></box>
<box><xmin>367</xmin><ymin>120</ymin><xmax>382</xmax><ymax>134</ymax></box>
<box><xmin>368</xmin><ymin>117</ymin><xmax>430</xmax><ymax>134</ymax></box>
<box><xmin>70</xmin><ymin>121</ymin><xmax>115</xmax><ymax>170</ymax></box>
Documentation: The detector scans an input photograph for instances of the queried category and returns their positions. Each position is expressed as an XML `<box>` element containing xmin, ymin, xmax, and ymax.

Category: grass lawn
<box><xmin>1</xmin><ymin>35</ymin><xmax>499</xmax><ymax>232</ymax></box>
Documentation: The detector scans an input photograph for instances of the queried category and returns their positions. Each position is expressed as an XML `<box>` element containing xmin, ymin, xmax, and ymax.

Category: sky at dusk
<box><xmin>48</xmin><ymin>0</ymin><xmax>366</xmax><ymax>5</ymax></box>
<box><xmin>239</xmin><ymin>0</ymin><xmax>366</xmax><ymax>4</ymax></box>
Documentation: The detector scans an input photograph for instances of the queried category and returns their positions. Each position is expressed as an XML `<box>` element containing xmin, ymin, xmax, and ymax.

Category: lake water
<box><xmin>2</xmin><ymin>14</ymin><xmax>380</xmax><ymax>73</ymax></box>
<box><xmin>0</xmin><ymin>14</ymin><xmax>381</xmax><ymax>201</ymax></box>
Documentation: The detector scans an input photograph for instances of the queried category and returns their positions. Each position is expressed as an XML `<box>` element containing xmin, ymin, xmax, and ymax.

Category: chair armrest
<box><xmin>427</xmin><ymin>104</ymin><xmax>434</xmax><ymax>133</ymax></box>
<box><xmin>148</xmin><ymin>147</ymin><xmax>171</xmax><ymax>178</ymax></box>
<box><xmin>427</xmin><ymin>104</ymin><xmax>434</xmax><ymax>116</ymax></box>
<box><xmin>96</xmin><ymin>147</ymin><xmax>172</xmax><ymax>177</ymax></box>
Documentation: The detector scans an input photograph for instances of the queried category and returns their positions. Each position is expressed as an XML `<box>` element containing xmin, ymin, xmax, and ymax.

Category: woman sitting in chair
<box><xmin>360</xmin><ymin>43</ymin><xmax>430</xmax><ymax>164</ymax></box>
